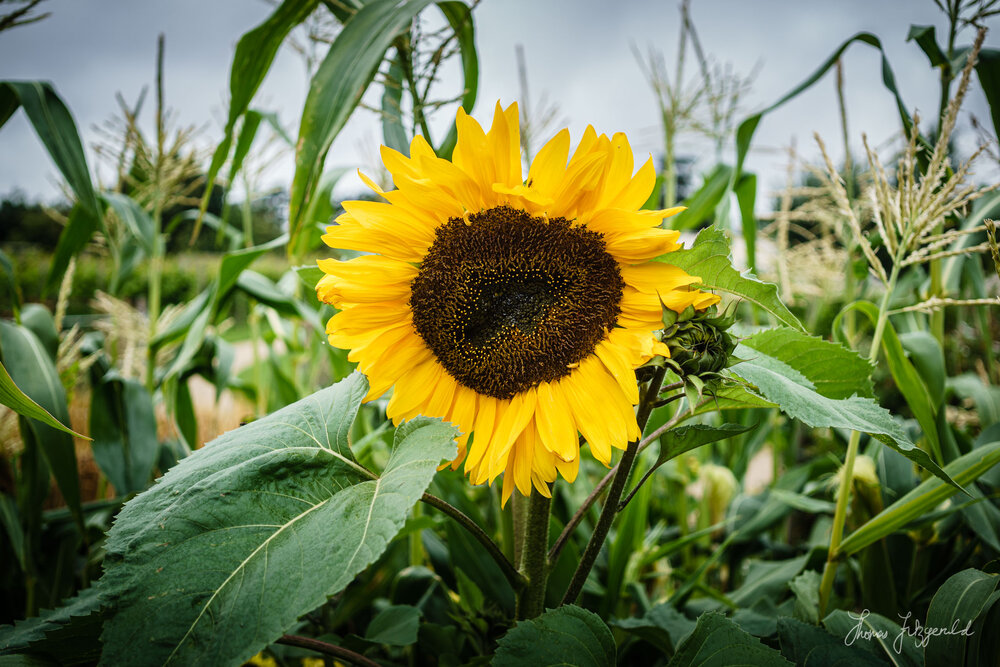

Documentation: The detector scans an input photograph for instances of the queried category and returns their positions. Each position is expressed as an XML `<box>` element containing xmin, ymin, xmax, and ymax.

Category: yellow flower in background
<box><xmin>317</xmin><ymin>101</ymin><xmax>718</xmax><ymax>504</ymax></box>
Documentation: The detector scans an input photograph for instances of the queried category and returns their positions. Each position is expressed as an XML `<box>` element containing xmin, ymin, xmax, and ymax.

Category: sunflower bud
<box><xmin>661</xmin><ymin>305</ymin><xmax>736</xmax><ymax>377</ymax></box>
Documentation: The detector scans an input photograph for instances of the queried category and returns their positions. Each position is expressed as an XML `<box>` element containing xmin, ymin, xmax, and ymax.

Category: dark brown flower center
<box><xmin>409</xmin><ymin>205</ymin><xmax>624</xmax><ymax>399</ymax></box>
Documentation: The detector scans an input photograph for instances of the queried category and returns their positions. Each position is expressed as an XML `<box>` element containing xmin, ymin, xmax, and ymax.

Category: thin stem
<box><xmin>516</xmin><ymin>490</ymin><xmax>552</xmax><ymax>619</ymax></box>
<box><xmin>818</xmin><ymin>261</ymin><xmax>901</xmax><ymax>615</ymax></box>
<box><xmin>559</xmin><ymin>367</ymin><xmax>665</xmax><ymax>606</ymax></box>
<box><xmin>277</xmin><ymin>635</ymin><xmax>380</xmax><ymax>667</ymax></box>
<box><xmin>420</xmin><ymin>492</ymin><xmax>525</xmax><ymax>590</ymax></box>
<box><xmin>145</xmin><ymin>34</ymin><xmax>166</xmax><ymax>393</ymax></box>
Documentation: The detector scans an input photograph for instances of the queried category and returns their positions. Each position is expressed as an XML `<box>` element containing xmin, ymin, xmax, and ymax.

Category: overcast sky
<box><xmin>0</xmin><ymin>0</ymin><xmax>997</xmax><ymax>207</ymax></box>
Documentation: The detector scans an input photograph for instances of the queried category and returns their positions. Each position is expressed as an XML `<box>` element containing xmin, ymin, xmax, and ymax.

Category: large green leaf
<box><xmin>666</xmin><ymin>612</ymin><xmax>791</xmax><ymax>666</ymax></box>
<box><xmin>288</xmin><ymin>0</ymin><xmax>434</xmax><ymax>248</ymax></box>
<box><xmin>740</xmin><ymin>327</ymin><xmax>874</xmax><ymax>400</ymax></box>
<box><xmin>730</xmin><ymin>333</ymin><xmax>957</xmax><ymax>489</ymax></box>
<box><xmin>661</xmin><ymin>225</ymin><xmax>803</xmax><ymax>331</ymax></box>
<box><xmin>837</xmin><ymin>442</ymin><xmax>1000</xmax><ymax>557</ymax></box>
<box><xmin>492</xmin><ymin>605</ymin><xmax>615</xmax><ymax>667</ymax></box>
<box><xmin>0</xmin><ymin>81</ymin><xmax>103</xmax><ymax>293</ymax></box>
<box><xmin>924</xmin><ymin>568</ymin><xmax>998</xmax><ymax>667</ymax></box>
<box><xmin>0</xmin><ymin>360</ymin><xmax>86</xmax><ymax>440</ymax></box>
<box><xmin>99</xmin><ymin>373</ymin><xmax>457</xmax><ymax>666</ymax></box>
<box><xmin>0</xmin><ymin>322</ymin><xmax>82</xmax><ymax>531</ymax></box>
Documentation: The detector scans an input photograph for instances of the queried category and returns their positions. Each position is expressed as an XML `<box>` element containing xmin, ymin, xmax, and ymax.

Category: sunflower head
<box><xmin>316</xmin><ymin>101</ymin><xmax>719</xmax><ymax>504</ymax></box>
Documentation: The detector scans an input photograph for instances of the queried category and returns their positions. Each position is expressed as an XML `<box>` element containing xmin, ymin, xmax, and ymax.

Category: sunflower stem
<box><xmin>277</xmin><ymin>635</ymin><xmax>380</xmax><ymax>667</ymax></box>
<box><xmin>516</xmin><ymin>489</ymin><xmax>552</xmax><ymax>619</ymax></box>
<box><xmin>559</xmin><ymin>366</ymin><xmax>665</xmax><ymax>606</ymax></box>
<box><xmin>420</xmin><ymin>492</ymin><xmax>525</xmax><ymax>591</ymax></box>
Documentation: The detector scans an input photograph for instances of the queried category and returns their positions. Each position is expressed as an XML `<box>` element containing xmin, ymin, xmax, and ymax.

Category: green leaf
<box><xmin>907</xmin><ymin>25</ymin><xmax>948</xmax><ymax>68</ymax></box>
<box><xmin>0</xmin><ymin>81</ymin><xmax>103</xmax><ymax>293</ymax></box>
<box><xmin>365</xmin><ymin>605</ymin><xmax>421</xmax><ymax>646</ymax></box>
<box><xmin>611</xmin><ymin>604</ymin><xmax>696</xmax><ymax>655</ymax></box>
<box><xmin>289</xmin><ymin>0</ymin><xmax>434</xmax><ymax>245</ymax></box>
<box><xmin>100</xmin><ymin>373</ymin><xmax>458</xmax><ymax>666</ymax></box>
<box><xmin>666</xmin><ymin>612</ymin><xmax>792</xmax><ymax>666</ymax></box>
<box><xmin>493</xmin><ymin>605</ymin><xmax>615</xmax><ymax>667</ymax></box>
<box><xmin>728</xmin><ymin>554</ymin><xmax>810</xmax><ymax>609</ymax></box>
<box><xmin>0</xmin><ymin>249</ymin><xmax>20</xmax><ymax>318</ymax></box>
<box><xmin>974</xmin><ymin>47</ymin><xmax>1000</xmax><ymax>143</ymax></box>
<box><xmin>671</xmin><ymin>165</ymin><xmax>732</xmax><ymax>230</ymax></box>
<box><xmin>381</xmin><ymin>58</ymin><xmax>409</xmax><ymax>154</ymax></box>
<box><xmin>102</xmin><ymin>192</ymin><xmax>155</xmax><ymax>255</ymax></box>
<box><xmin>194</xmin><ymin>0</ymin><xmax>320</xmax><ymax>238</ymax></box>
<box><xmin>0</xmin><ymin>360</ymin><xmax>86</xmax><ymax>439</ymax></box>
<box><xmin>834</xmin><ymin>301</ymin><xmax>942</xmax><ymax>462</ymax></box>
<box><xmin>660</xmin><ymin>225</ymin><xmax>803</xmax><ymax>331</ymax></box>
<box><xmin>433</xmin><ymin>1</ymin><xmax>479</xmax><ymax>159</ymax></box>
<box><xmin>924</xmin><ymin>568</ymin><xmax>998</xmax><ymax>667</ymax></box>
<box><xmin>0</xmin><ymin>322</ymin><xmax>82</xmax><ymax>531</ymax></box>
<box><xmin>0</xmin><ymin>587</ymin><xmax>104</xmax><ymax>657</ymax></box>
<box><xmin>837</xmin><ymin>442</ymin><xmax>1000</xmax><ymax>557</ymax></box>
<box><xmin>730</xmin><ymin>337</ymin><xmax>957</xmax><ymax>490</ymax></box>
<box><xmin>294</xmin><ymin>167</ymin><xmax>350</xmax><ymax>258</ymax></box>
<box><xmin>624</xmin><ymin>423</ymin><xmax>756</xmax><ymax>510</ymax></box>
<box><xmin>777</xmin><ymin>617</ymin><xmax>886</xmax><ymax>667</ymax></box>
<box><xmin>789</xmin><ymin>570</ymin><xmax>821</xmax><ymax>624</ymax></box>
<box><xmin>88</xmin><ymin>374</ymin><xmax>159</xmax><ymax>495</ymax></box>
<box><xmin>823</xmin><ymin>610</ymin><xmax>922</xmax><ymax>667</ymax></box>
<box><xmin>730</xmin><ymin>33</ymin><xmax>917</xmax><ymax>217</ymax></box>
<box><xmin>739</xmin><ymin>327</ymin><xmax>874</xmax><ymax>400</ymax></box>
<box><xmin>735</xmin><ymin>172</ymin><xmax>758</xmax><ymax>272</ymax></box>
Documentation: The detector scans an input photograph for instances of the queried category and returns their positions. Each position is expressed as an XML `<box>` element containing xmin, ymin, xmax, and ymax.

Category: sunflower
<box><xmin>317</xmin><ymin>101</ymin><xmax>719</xmax><ymax>504</ymax></box>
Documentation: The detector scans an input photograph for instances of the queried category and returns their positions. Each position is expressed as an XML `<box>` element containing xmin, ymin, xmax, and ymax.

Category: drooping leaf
<box><xmin>194</xmin><ymin>0</ymin><xmax>320</xmax><ymax>238</ymax></box>
<box><xmin>0</xmin><ymin>361</ymin><xmax>86</xmax><ymax>440</ymax></box>
<box><xmin>0</xmin><ymin>322</ymin><xmax>82</xmax><ymax>531</ymax></box>
<box><xmin>907</xmin><ymin>25</ymin><xmax>948</xmax><ymax>68</ymax></box>
<box><xmin>834</xmin><ymin>301</ymin><xmax>942</xmax><ymax>460</ymax></box>
<box><xmin>923</xmin><ymin>568</ymin><xmax>998</xmax><ymax>667</ymax></box>
<box><xmin>288</xmin><ymin>0</ymin><xmax>434</xmax><ymax>253</ymax></box>
<box><xmin>660</xmin><ymin>225</ymin><xmax>803</xmax><ymax>331</ymax></box>
<box><xmin>837</xmin><ymin>442</ymin><xmax>1000</xmax><ymax>557</ymax></box>
<box><xmin>493</xmin><ymin>605</ymin><xmax>615</xmax><ymax>667</ymax></box>
<box><xmin>739</xmin><ymin>327</ymin><xmax>874</xmax><ymax>400</ymax></box>
<box><xmin>666</xmin><ymin>612</ymin><xmax>792</xmax><ymax>666</ymax></box>
<box><xmin>99</xmin><ymin>373</ymin><xmax>457</xmax><ymax>666</ymax></box>
<box><xmin>0</xmin><ymin>81</ymin><xmax>103</xmax><ymax>292</ymax></box>
<box><xmin>730</xmin><ymin>337</ymin><xmax>957</xmax><ymax>490</ymax></box>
